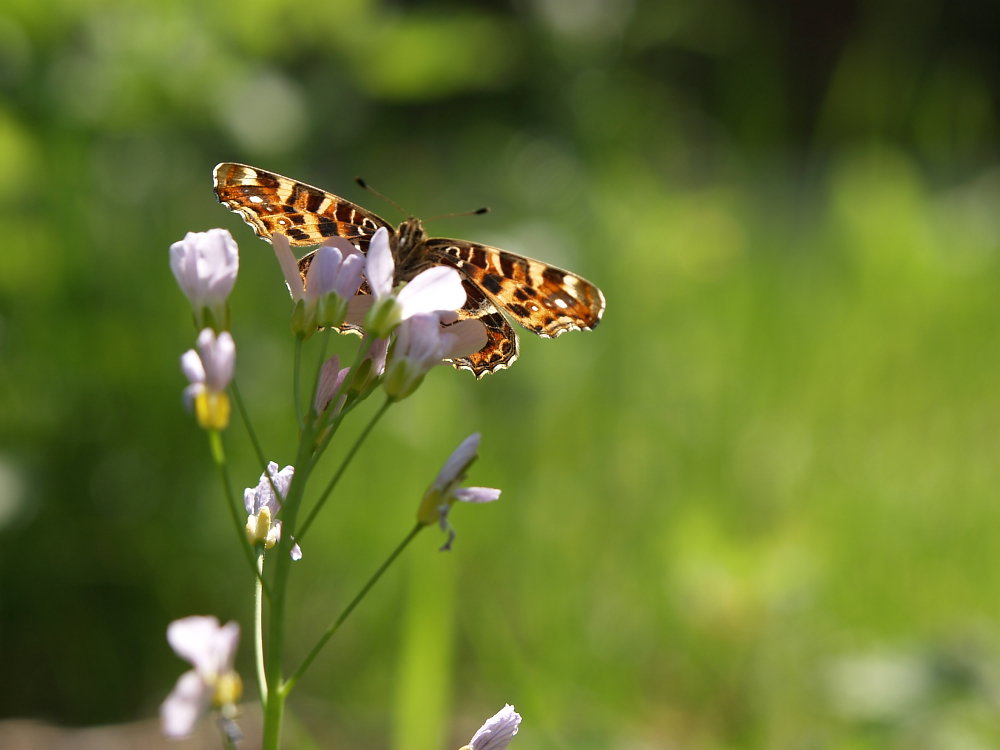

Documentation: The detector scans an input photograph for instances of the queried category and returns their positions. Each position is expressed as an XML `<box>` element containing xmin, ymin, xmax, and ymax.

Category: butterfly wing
<box><xmin>446</xmin><ymin>279</ymin><xmax>520</xmax><ymax>378</ymax></box>
<box><xmin>424</xmin><ymin>239</ymin><xmax>606</xmax><ymax>338</ymax></box>
<box><xmin>213</xmin><ymin>163</ymin><xmax>393</xmax><ymax>249</ymax></box>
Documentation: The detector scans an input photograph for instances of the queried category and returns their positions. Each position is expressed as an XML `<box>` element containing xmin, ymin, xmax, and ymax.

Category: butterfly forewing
<box><xmin>213</xmin><ymin>163</ymin><xmax>392</xmax><ymax>248</ymax></box>
<box><xmin>424</xmin><ymin>239</ymin><xmax>605</xmax><ymax>338</ymax></box>
<box><xmin>212</xmin><ymin>162</ymin><xmax>605</xmax><ymax>378</ymax></box>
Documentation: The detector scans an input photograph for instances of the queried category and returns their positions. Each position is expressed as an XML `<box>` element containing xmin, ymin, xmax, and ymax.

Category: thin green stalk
<box><xmin>284</xmin><ymin>523</ymin><xmax>424</xmax><ymax>693</ymax></box>
<box><xmin>208</xmin><ymin>430</ymin><xmax>268</xmax><ymax>595</ymax></box>
<box><xmin>231</xmin><ymin>380</ymin><xmax>269</xmax><ymax>472</ymax></box>
<box><xmin>293</xmin><ymin>336</ymin><xmax>304</xmax><ymax>430</ymax></box>
<box><xmin>254</xmin><ymin>547</ymin><xmax>267</xmax><ymax>704</ymax></box>
<box><xmin>261</xmin><ymin>421</ymin><xmax>317</xmax><ymax>750</ymax></box>
<box><xmin>297</xmin><ymin>397</ymin><xmax>392</xmax><ymax>541</ymax></box>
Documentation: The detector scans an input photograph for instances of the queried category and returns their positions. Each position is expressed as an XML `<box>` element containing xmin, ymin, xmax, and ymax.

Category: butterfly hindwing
<box><xmin>446</xmin><ymin>280</ymin><xmax>519</xmax><ymax>377</ymax></box>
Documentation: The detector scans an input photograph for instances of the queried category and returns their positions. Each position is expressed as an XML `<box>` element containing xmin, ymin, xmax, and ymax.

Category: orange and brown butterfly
<box><xmin>212</xmin><ymin>162</ymin><xmax>606</xmax><ymax>378</ymax></box>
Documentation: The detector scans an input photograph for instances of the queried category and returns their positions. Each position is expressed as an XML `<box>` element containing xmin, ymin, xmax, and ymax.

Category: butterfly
<box><xmin>213</xmin><ymin>162</ymin><xmax>606</xmax><ymax>377</ymax></box>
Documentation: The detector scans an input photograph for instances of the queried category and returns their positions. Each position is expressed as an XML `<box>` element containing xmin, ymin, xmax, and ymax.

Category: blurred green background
<box><xmin>3</xmin><ymin>0</ymin><xmax>1000</xmax><ymax>747</ymax></box>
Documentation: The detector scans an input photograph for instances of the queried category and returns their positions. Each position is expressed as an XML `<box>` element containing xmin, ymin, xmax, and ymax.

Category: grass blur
<box><xmin>2</xmin><ymin>1</ymin><xmax>1000</xmax><ymax>748</ymax></box>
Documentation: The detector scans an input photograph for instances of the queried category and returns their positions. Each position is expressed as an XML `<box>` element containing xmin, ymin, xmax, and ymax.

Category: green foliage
<box><xmin>2</xmin><ymin>0</ymin><xmax>999</xmax><ymax>748</ymax></box>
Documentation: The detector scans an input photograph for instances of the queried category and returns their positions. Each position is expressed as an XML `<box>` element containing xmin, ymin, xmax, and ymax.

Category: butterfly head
<box><xmin>393</xmin><ymin>218</ymin><xmax>428</xmax><ymax>269</ymax></box>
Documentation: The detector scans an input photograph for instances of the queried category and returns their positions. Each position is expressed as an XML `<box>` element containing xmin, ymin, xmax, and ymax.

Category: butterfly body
<box><xmin>213</xmin><ymin>162</ymin><xmax>605</xmax><ymax>377</ymax></box>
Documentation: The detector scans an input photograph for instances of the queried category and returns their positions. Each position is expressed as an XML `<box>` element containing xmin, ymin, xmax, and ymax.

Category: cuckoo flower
<box><xmin>181</xmin><ymin>328</ymin><xmax>235</xmax><ymax>431</ymax></box>
<box><xmin>170</xmin><ymin>229</ymin><xmax>239</xmax><ymax>330</ymax></box>
<box><xmin>314</xmin><ymin>354</ymin><xmax>351</xmax><ymax>417</ymax></box>
<box><xmin>160</xmin><ymin>616</ymin><xmax>242</xmax><ymax>739</ymax></box>
<box><xmin>383</xmin><ymin>313</ymin><xmax>487</xmax><ymax>400</ymax></box>
<box><xmin>364</xmin><ymin>227</ymin><xmax>467</xmax><ymax>337</ymax></box>
<box><xmin>271</xmin><ymin>232</ymin><xmax>365</xmax><ymax>337</ymax></box>
<box><xmin>417</xmin><ymin>432</ymin><xmax>501</xmax><ymax>550</ymax></box>
<box><xmin>460</xmin><ymin>704</ymin><xmax>522</xmax><ymax>750</ymax></box>
<box><xmin>244</xmin><ymin>462</ymin><xmax>302</xmax><ymax>560</ymax></box>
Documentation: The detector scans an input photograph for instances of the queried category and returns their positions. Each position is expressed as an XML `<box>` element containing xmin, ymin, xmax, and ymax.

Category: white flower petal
<box><xmin>345</xmin><ymin>294</ymin><xmax>374</xmax><ymax>325</ymax></box>
<box><xmin>180</xmin><ymin>349</ymin><xmax>205</xmax><ymax>385</ymax></box>
<box><xmin>167</xmin><ymin>616</ymin><xmax>238</xmax><ymax>675</ymax></box>
<box><xmin>194</xmin><ymin>329</ymin><xmax>235</xmax><ymax>392</ymax></box>
<box><xmin>271</xmin><ymin>232</ymin><xmax>305</xmax><ymax>300</ymax></box>
<box><xmin>160</xmin><ymin>670</ymin><xmax>210</xmax><ymax>738</ymax></box>
<box><xmin>434</xmin><ymin>433</ymin><xmax>481</xmax><ymax>490</ymax></box>
<box><xmin>366</xmin><ymin>227</ymin><xmax>394</xmax><ymax>297</ymax></box>
<box><xmin>170</xmin><ymin>229</ymin><xmax>239</xmax><ymax>308</ymax></box>
<box><xmin>444</xmin><ymin>319</ymin><xmax>488</xmax><ymax>359</ymax></box>
<box><xmin>453</xmin><ymin>486</ymin><xmax>501</xmax><ymax>504</ymax></box>
<box><xmin>397</xmin><ymin>266</ymin><xmax>465</xmax><ymax>318</ymax></box>
<box><xmin>467</xmin><ymin>704</ymin><xmax>521</xmax><ymax>750</ymax></box>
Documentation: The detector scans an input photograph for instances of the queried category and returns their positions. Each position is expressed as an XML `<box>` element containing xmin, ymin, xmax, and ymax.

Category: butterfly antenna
<box><xmin>426</xmin><ymin>206</ymin><xmax>491</xmax><ymax>221</ymax></box>
<box><xmin>355</xmin><ymin>177</ymin><xmax>407</xmax><ymax>216</ymax></box>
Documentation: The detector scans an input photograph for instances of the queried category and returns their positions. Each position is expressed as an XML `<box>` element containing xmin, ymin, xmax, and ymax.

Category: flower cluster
<box><xmin>165</xmin><ymin>224</ymin><xmax>512</xmax><ymax>745</ymax></box>
<box><xmin>171</xmin><ymin>227</ymin><xmax>488</xmax><ymax>434</ymax></box>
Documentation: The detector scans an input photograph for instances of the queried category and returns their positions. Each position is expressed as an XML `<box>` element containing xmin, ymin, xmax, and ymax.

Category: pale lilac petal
<box><xmin>272</xmin><ymin>233</ymin><xmax>305</xmax><ymax>300</ymax></box>
<box><xmin>195</xmin><ymin>329</ymin><xmax>235</xmax><ymax>391</ymax></box>
<box><xmin>366</xmin><ymin>227</ymin><xmax>394</xmax><ymax>297</ymax></box>
<box><xmin>249</xmin><ymin>462</ymin><xmax>294</xmax><ymax>514</ymax></box>
<box><xmin>290</xmin><ymin>541</ymin><xmax>303</xmax><ymax>561</ymax></box>
<box><xmin>182</xmin><ymin>383</ymin><xmax>204</xmax><ymax>412</ymax></box>
<box><xmin>305</xmin><ymin>245</ymin><xmax>344</xmax><ymax>299</ymax></box>
<box><xmin>336</xmin><ymin>253</ymin><xmax>366</xmax><ymax>298</ymax></box>
<box><xmin>397</xmin><ymin>266</ymin><xmax>466</xmax><ymax>318</ymax></box>
<box><xmin>269</xmin><ymin>464</ymin><xmax>295</xmax><ymax>503</ymax></box>
<box><xmin>314</xmin><ymin>355</ymin><xmax>350</xmax><ymax>413</ymax></box>
<box><xmin>367</xmin><ymin>337</ymin><xmax>389</xmax><ymax>377</ymax></box>
<box><xmin>444</xmin><ymin>319</ymin><xmax>488</xmax><ymax>359</ymax></box>
<box><xmin>167</xmin><ymin>616</ymin><xmax>238</xmax><ymax>675</ymax></box>
<box><xmin>321</xmin><ymin>236</ymin><xmax>359</xmax><ymax>256</ymax></box>
<box><xmin>160</xmin><ymin>670</ymin><xmax>210</xmax><ymax>738</ymax></box>
<box><xmin>180</xmin><ymin>349</ymin><xmax>205</xmax><ymax>385</ymax></box>
<box><xmin>345</xmin><ymin>294</ymin><xmax>374</xmax><ymax>325</ymax></box>
<box><xmin>170</xmin><ymin>229</ymin><xmax>239</xmax><ymax>308</ymax></box>
<box><xmin>453</xmin><ymin>486</ymin><xmax>501</xmax><ymax>504</ymax></box>
<box><xmin>434</xmin><ymin>433</ymin><xmax>481</xmax><ymax>490</ymax></box>
<box><xmin>395</xmin><ymin>313</ymin><xmax>451</xmax><ymax>369</ymax></box>
<box><xmin>467</xmin><ymin>704</ymin><xmax>521</xmax><ymax>750</ymax></box>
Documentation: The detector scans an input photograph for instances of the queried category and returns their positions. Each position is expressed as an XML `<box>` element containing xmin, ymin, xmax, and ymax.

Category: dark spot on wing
<box><xmin>304</xmin><ymin>191</ymin><xmax>325</xmax><ymax>213</ymax></box>
<box><xmin>482</xmin><ymin>274</ymin><xmax>502</xmax><ymax>294</ymax></box>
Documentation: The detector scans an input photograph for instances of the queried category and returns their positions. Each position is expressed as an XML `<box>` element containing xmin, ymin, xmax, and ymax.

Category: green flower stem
<box><xmin>261</xmin><ymin>421</ymin><xmax>317</xmax><ymax>750</ymax></box>
<box><xmin>297</xmin><ymin>397</ymin><xmax>392</xmax><ymax>541</ymax></box>
<box><xmin>254</xmin><ymin>546</ymin><xmax>267</xmax><ymax>704</ymax></box>
<box><xmin>208</xmin><ymin>430</ymin><xmax>268</xmax><ymax>595</ymax></box>
<box><xmin>231</xmin><ymin>380</ymin><xmax>269</xmax><ymax>472</ymax></box>
<box><xmin>283</xmin><ymin>523</ymin><xmax>425</xmax><ymax>693</ymax></box>
<box><xmin>293</xmin><ymin>336</ymin><xmax>304</xmax><ymax>430</ymax></box>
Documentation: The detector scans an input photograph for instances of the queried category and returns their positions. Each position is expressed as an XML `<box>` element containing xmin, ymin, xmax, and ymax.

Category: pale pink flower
<box><xmin>180</xmin><ymin>329</ymin><xmax>235</xmax><ymax>430</ymax></box>
<box><xmin>160</xmin><ymin>616</ymin><xmax>241</xmax><ymax>739</ymax></box>
<box><xmin>417</xmin><ymin>433</ymin><xmax>501</xmax><ymax>550</ymax></box>
<box><xmin>364</xmin><ymin>227</ymin><xmax>466</xmax><ymax>336</ymax></box>
<box><xmin>244</xmin><ymin>462</ymin><xmax>301</xmax><ymax>560</ymax></box>
<box><xmin>272</xmin><ymin>233</ymin><xmax>365</xmax><ymax>334</ymax></box>
<box><xmin>461</xmin><ymin>704</ymin><xmax>522</xmax><ymax>750</ymax></box>
<box><xmin>314</xmin><ymin>355</ymin><xmax>351</xmax><ymax>415</ymax></box>
<box><xmin>383</xmin><ymin>313</ymin><xmax>487</xmax><ymax>400</ymax></box>
<box><xmin>170</xmin><ymin>229</ymin><xmax>239</xmax><ymax>328</ymax></box>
